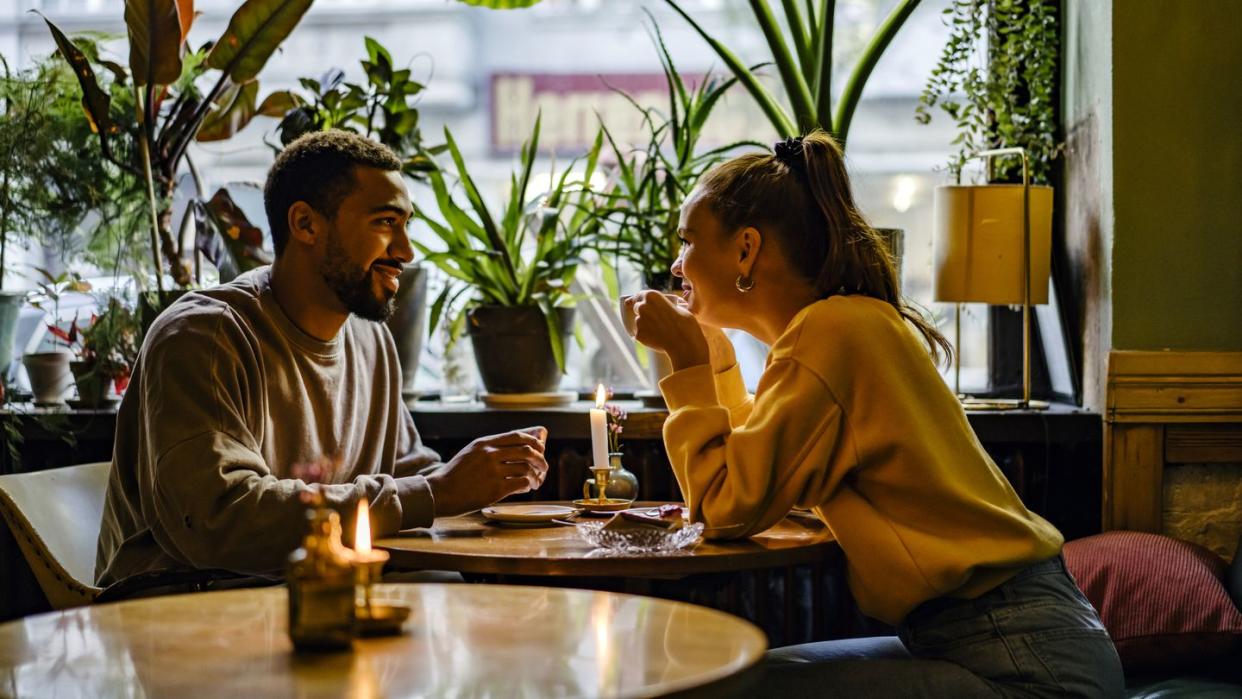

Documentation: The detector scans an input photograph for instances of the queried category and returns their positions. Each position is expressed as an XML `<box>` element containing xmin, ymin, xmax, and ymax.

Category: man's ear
<box><xmin>738</xmin><ymin>226</ymin><xmax>763</xmax><ymax>276</ymax></box>
<box><xmin>286</xmin><ymin>201</ymin><xmax>321</xmax><ymax>248</ymax></box>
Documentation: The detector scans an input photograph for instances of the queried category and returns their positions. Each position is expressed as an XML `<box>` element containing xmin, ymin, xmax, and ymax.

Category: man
<box><xmin>96</xmin><ymin>131</ymin><xmax>548</xmax><ymax>586</ymax></box>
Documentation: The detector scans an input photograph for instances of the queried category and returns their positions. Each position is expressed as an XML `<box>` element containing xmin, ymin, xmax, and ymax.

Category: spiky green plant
<box><xmin>416</xmin><ymin>117</ymin><xmax>605</xmax><ymax>372</ymax></box>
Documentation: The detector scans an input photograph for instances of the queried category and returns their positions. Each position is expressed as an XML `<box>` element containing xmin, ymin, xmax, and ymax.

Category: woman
<box><xmin>627</xmin><ymin>132</ymin><xmax>1122</xmax><ymax>697</ymax></box>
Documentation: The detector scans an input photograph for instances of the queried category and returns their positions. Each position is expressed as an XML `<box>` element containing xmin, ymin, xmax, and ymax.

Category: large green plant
<box><xmin>916</xmin><ymin>0</ymin><xmax>1060</xmax><ymax>183</ymax></box>
<box><xmin>665</xmin><ymin>0</ymin><xmax>920</xmax><ymax>145</ymax></box>
<box><xmin>595</xmin><ymin>20</ymin><xmax>760</xmax><ymax>289</ymax></box>
<box><xmin>415</xmin><ymin>117</ymin><xmax>604</xmax><ymax>372</ymax></box>
<box><xmin>0</xmin><ymin>50</ymin><xmax>141</xmax><ymax>289</ymax></box>
<box><xmin>42</xmin><ymin>0</ymin><xmax>314</xmax><ymax>293</ymax></box>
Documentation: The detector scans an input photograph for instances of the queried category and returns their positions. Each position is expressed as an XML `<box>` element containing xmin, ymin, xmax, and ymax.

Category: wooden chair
<box><xmin>0</xmin><ymin>462</ymin><xmax>109</xmax><ymax>609</ymax></box>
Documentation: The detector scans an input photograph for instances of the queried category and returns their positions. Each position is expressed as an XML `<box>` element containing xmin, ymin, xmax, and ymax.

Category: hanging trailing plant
<box><xmin>916</xmin><ymin>0</ymin><xmax>1060</xmax><ymax>183</ymax></box>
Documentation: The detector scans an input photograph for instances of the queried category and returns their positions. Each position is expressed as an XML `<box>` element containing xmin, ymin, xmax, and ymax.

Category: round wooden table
<box><xmin>0</xmin><ymin>583</ymin><xmax>767</xmax><ymax>698</ymax></box>
<box><xmin>375</xmin><ymin>502</ymin><xmax>839</xmax><ymax>577</ymax></box>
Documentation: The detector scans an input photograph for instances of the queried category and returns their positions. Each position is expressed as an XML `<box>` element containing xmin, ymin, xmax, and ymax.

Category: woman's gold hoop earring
<box><xmin>735</xmin><ymin>274</ymin><xmax>755</xmax><ymax>293</ymax></box>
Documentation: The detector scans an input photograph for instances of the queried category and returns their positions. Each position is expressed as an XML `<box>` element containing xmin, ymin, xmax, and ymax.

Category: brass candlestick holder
<box><xmin>586</xmin><ymin>465</ymin><xmax>613</xmax><ymax>504</ymax></box>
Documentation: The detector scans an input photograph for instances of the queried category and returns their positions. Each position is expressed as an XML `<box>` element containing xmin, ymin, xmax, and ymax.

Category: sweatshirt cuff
<box><xmin>396</xmin><ymin>475</ymin><xmax>436</xmax><ymax>530</ymax></box>
<box><xmin>659</xmin><ymin>363</ymin><xmax>719</xmax><ymax>411</ymax></box>
<box><xmin>713</xmin><ymin>364</ymin><xmax>748</xmax><ymax>408</ymax></box>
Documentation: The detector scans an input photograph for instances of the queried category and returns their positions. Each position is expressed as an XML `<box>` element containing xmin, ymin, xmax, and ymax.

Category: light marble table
<box><xmin>0</xmin><ymin>583</ymin><xmax>766</xmax><ymax>698</ymax></box>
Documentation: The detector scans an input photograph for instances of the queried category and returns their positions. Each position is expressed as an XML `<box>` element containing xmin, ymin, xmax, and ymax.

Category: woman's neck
<box><xmin>746</xmin><ymin>286</ymin><xmax>821</xmax><ymax>346</ymax></box>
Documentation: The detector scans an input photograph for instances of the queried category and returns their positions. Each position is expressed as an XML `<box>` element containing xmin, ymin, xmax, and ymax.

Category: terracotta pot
<box><xmin>23</xmin><ymin>351</ymin><xmax>73</xmax><ymax>405</ymax></box>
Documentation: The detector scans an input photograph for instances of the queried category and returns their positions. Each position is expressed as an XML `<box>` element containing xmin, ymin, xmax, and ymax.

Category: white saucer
<box><xmin>481</xmin><ymin>504</ymin><xmax>581</xmax><ymax>524</ymax></box>
<box><xmin>480</xmin><ymin>391</ymin><xmax>578</xmax><ymax>408</ymax></box>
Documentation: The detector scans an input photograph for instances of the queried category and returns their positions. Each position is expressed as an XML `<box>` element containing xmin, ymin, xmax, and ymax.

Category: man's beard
<box><xmin>319</xmin><ymin>228</ymin><xmax>397</xmax><ymax>322</ymax></box>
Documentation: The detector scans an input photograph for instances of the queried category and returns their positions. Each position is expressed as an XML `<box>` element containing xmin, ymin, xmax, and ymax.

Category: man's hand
<box><xmin>425</xmin><ymin>428</ymin><xmax>549</xmax><ymax>516</ymax></box>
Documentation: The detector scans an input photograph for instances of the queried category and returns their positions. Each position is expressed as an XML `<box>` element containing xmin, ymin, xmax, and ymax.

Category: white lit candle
<box><xmin>589</xmin><ymin>384</ymin><xmax>610</xmax><ymax>471</ymax></box>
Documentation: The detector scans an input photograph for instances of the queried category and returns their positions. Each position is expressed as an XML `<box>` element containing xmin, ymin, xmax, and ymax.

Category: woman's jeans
<box><xmin>761</xmin><ymin>556</ymin><xmax>1124</xmax><ymax>697</ymax></box>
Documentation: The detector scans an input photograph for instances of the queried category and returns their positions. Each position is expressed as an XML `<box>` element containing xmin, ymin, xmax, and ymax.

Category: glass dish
<box><xmin>575</xmin><ymin>520</ymin><xmax>704</xmax><ymax>554</ymax></box>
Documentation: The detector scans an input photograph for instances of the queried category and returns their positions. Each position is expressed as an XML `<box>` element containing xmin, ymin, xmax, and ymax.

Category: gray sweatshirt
<box><xmin>96</xmin><ymin>267</ymin><xmax>440</xmax><ymax>586</ymax></box>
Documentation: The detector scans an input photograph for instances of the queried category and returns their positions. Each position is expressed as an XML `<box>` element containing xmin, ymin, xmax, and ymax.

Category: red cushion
<box><xmin>1063</xmin><ymin>531</ymin><xmax>1242</xmax><ymax>674</ymax></box>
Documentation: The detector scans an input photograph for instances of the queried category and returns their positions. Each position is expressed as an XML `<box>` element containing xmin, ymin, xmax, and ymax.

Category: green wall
<box><xmin>1110</xmin><ymin>0</ymin><xmax>1242</xmax><ymax>350</ymax></box>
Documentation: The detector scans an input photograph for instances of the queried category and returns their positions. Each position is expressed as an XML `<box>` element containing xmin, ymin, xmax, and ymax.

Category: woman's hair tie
<box><xmin>773</xmin><ymin>136</ymin><xmax>807</xmax><ymax>177</ymax></box>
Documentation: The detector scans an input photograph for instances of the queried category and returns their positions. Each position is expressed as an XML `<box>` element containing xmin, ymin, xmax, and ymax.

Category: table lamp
<box><xmin>933</xmin><ymin>147</ymin><xmax>1052</xmax><ymax>410</ymax></box>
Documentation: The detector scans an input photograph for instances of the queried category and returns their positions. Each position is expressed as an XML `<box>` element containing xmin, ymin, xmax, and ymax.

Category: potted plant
<box><xmin>916</xmin><ymin>0</ymin><xmax>1060</xmax><ymax>183</ymax></box>
<box><xmin>63</xmin><ymin>296</ymin><xmax>140</xmax><ymax>408</ymax></box>
<box><xmin>0</xmin><ymin>48</ymin><xmax>136</xmax><ymax>377</ymax></box>
<box><xmin>415</xmin><ymin>117</ymin><xmax>605</xmax><ymax>395</ymax></box>
<box><xmin>918</xmin><ymin>0</ymin><xmax>1064</xmax><ymax>402</ymax></box>
<box><xmin>41</xmin><ymin>0</ymin><xmax>314</xmax><ymax>307</ymax></box>
<box><xmin>595</xmin><ymin>19</ymin><xmax>759</xmax><ymax>294</ymax></box>
<box><xmin>270</xmin><ymin>36</ymin><xmax>443</xmax><ymax>397</ymax></box>
<box><xmin>663</xmin><ymin>0</ymin><xmax>921</xmax><ymax>266</ymax></box>
<box><xmin>22</xmin><ymin>270</ymin><xmax>91</xmax><ymax>406</ymax></box>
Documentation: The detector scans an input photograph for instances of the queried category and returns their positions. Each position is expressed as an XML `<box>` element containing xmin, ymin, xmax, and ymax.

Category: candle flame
<box><xmin>595</xmin><ymin>384</ymin><xmax>606</xmax><ymax>409</ymax></box>
<box><xmin>355</xmin><ymin>499</ymin><xmax>372</xmax><ymax>554</ymax></box>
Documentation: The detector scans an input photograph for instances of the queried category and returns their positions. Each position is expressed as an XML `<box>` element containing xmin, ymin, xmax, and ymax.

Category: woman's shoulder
<box><xmin>779</xmin><ymin>296</ymin><xmax>902</xmax><ymax>347</ymax></box>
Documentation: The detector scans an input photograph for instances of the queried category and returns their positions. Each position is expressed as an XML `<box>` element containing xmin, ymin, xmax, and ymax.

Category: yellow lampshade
<box><xmin>933</xmin><ymin>184</ymin><xmax>1053</xmax><ymax>305</ymax></box>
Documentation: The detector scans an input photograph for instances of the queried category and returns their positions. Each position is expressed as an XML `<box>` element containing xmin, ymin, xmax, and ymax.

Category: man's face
<box><xmin>317</xmin><ymin>167</ymin><xmax>415</xmax><ymax>322</ymax></box>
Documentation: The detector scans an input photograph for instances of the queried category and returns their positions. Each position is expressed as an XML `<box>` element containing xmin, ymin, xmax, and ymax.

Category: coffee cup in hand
<box><xmin>619</xmin><ymin>292</ymin><xmax>684</xmax><ymax>338</ymax></box>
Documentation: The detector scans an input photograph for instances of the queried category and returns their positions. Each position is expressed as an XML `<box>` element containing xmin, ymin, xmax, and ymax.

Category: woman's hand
<box><xmin>627</xmin><ymin>291</ymin><xmax>710</xmax><ymax>371</ymax></box>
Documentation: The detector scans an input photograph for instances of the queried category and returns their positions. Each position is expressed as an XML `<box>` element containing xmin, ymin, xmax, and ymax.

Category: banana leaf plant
<box><xmin>594</xmin><ymin>16</ymin><xmax>763</xmax><ymax>291</ymax></box>
<box><xmin>40</xmin><ymin>0</ymin><xmax>313</xmax><ymax>294</ymax></box>
<box><xmin>415</xmin><ymin>116</ymin><xmax>605</xmax><ymax>372</ymax></box>
<box><xmin>665</xmin><ymin>0</ymin><xmax>920</xmax><ymax>145</ymax></box>
<box><xmin>193</xmin><ymin>183</ymin><xmax>272</xmax><ymax>283</ymax></box>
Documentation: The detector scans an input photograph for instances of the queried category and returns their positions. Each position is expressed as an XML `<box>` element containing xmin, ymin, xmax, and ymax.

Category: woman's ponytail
<box><xmin>699</xmin><ymin>130</ymin><xmax>953</xmax><ymax>365</ymax></box>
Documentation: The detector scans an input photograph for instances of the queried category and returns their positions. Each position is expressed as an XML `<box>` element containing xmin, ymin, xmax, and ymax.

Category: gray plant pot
<box><xmin>23</xmin><ymin>351</ymin><xmax>73</xmax><ymax>405</ymax></box>
<box><xmin>468</xmin><ymin>305</ymin><xmax>575</xmax><ymax>395</ymax></box>
<box><xmin>384</xmin><ymin>265</ymin><xmax>429</xmax><ymax>399</ymax></box>
<box><xmin>0</xmin><ymin>291</ymin><xmax>24</xmax><ymax>380</ymax></box>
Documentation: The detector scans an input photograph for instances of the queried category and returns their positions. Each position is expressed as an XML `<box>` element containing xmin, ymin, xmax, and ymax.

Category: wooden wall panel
<box><xmin>1104</xmin><ymin>351</ymin><xmax>1242</xmax><ymax>532</ymax></box>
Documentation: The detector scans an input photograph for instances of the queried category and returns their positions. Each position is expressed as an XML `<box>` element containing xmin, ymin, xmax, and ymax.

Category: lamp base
<box><xmin>959</xmin><ymin>396</ymin><xmax>1049</xmax><ymax>411</ymax></box>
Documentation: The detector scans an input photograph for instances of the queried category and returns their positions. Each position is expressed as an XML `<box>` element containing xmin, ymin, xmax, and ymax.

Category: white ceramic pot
<box><xmin>0</xmin><ymin>291</ymin><xmax>25</xmax><ymax>379</ymax></box>
<box><xmin>23</xmin><ymin>351</ymin><xmax>73</xmax><ymax>405</ymax></box>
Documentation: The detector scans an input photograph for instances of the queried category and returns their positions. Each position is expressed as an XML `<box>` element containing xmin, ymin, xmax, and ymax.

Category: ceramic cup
<box><xmin>619</xmin><ymin>292</ymin><xmax>685</xmax><ymax>338</ymax></box>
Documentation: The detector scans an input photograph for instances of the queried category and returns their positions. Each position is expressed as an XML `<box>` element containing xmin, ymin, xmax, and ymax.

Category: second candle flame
<box><xmin>595</xmin><ymin>384</ymin><xmax>606</xmax><ymax>409</ymax></box>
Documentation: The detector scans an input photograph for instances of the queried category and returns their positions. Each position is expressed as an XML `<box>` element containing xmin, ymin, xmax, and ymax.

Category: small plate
<box><xmin>571</xmin><ymin>498</ymin><xmax>634</xmax><ymax>513</ymax></box>
<box><xmin>481</xmin><ymin>504</ymin><xmax>581</xmax><ymax>524</ymax></box>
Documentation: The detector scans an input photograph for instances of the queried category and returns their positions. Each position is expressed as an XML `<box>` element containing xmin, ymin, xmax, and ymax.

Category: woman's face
<box><xmin>670</xmin><ymin>190</ymin><xmax>744</xmax><ymax>328</ymax></box>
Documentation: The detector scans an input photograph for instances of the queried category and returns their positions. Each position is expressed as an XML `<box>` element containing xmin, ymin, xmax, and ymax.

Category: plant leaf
<box><xmin>834</xmin><ymin>0</ymin><xmax>920</xmax><ymax>145</ymax></box>
<box><xmin>206</xmin><ymin>0</ymin><xmax>314</xmax><ymax>83</ymax></box>
<box><xmin>663</xmin><ymin>0</ymin><xmax>797</xmax><ymax>138</ymax></box>
<box><xmin>454</xmin><ymin>0</ymin><xmax>542</xmax><ymax>7</ymax></box>
<box><xmin>196</xmin><ymin>81</ymin><xmax>259</xmax><ymax>141</ymax></box>
<box><xmin>39</xmin><ymin>15</ymin><xmax>116</xmax><ymax>136</ymax></box>
<box><xmin>124</xmin><ymin>0</ymin><xmax>184</xmax><ymax>86</ymax></box>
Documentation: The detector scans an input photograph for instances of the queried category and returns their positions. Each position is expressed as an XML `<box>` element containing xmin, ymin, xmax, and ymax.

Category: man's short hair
<box><xmin>264</xmin><ymin>130</ymin><xmax>403</xmax><ymax>256</ymax></box>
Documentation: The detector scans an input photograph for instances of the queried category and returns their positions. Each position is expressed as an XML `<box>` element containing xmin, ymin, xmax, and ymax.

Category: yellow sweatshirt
<box><xmin>659</xmin><ymin>295</ymin><xmax>1063</xmax><ymax>625</ymax></box>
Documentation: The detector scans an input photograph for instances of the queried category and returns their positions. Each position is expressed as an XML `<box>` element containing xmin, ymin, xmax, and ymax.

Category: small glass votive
<box><xmin>352</xmin><ymin>549</ymin><xmax>410</xmax><ymax>636</ymax></box>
